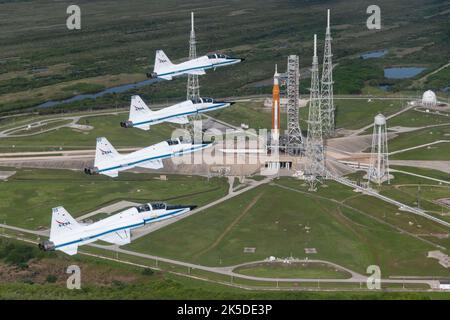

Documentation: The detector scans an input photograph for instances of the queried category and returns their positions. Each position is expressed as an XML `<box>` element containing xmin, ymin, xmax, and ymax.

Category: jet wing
<box><xmin>99</xmin><ymin>229</ymin><xmax>131</xmax><ymax>246</ymax></box>
<box><xmin>59</xmin><ymin>245</ymin><xmax>78</xmax><ymax>256</ymax></box>
<box><xmin>187</xmin><ymin>69</ymin><xmax>206</xmax><ymax>75</ymax></box>
<box><xmin>136</xmin><ymin>124</ymin><xmax>150</xmax><ymax>131</ymax></box>
<box><xmin>101</xmin><ymin>170</ymin><xmax>119</xmax><ymax>178</ymax></box>
<box><xmin>137</xmin><ymin>159</ymin><xmax>164</xmax><ymax>170</ymax></box>
<box><xmin>158</xmin><ymin>75</ymin><xmax>173</xmax><ymax>80</ymax></box>
<box><xmin>167</xmin><ymin>116</ymin><xmax>189</xmax><ymax>125</ymax></box>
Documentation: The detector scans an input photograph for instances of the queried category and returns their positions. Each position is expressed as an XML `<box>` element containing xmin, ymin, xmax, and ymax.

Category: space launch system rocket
<box><xmin>271</xmin><ymin>65</ymin><xmax>280</xmax><ymax>142</ymax></box>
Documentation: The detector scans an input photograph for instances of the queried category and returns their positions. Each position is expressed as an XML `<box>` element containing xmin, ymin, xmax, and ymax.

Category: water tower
<box><xmin>368</xmin><ymin>114</ymin><xmax>390</xmax><ymax>185</ymax></box>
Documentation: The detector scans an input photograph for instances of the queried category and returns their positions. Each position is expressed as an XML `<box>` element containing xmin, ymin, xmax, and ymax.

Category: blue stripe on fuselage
<box><xmin>133</xmin><ymin>103</ymin><xmax>227</xmax><ymax>127</ymax></box>
<box><xmin>98</xmin><ymin>144</ymin><xmax>208</xmax><ymax>174</ymax></box>
<box><xmin>54</xmin><ymin>209</ymin><xmax>186</xmax><ymax>249</ymax></box>
<box><xmin>156</xmin><ymin>59</ymin><xmax>239</xmax><ymax>77</ymax></box>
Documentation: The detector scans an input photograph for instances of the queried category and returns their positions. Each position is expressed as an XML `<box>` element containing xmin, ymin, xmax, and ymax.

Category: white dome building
<box><xmin>422</xmin><ymin>90</ymin><xmax>437</xmax><ymax>107</ymax></box>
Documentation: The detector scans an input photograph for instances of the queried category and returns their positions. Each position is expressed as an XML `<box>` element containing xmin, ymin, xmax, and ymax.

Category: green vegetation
<box><xmin>0</xmin><ymin>0</ymin><xmax>448</xmax><ymax>114</ymax></box>
<box><xmin>234</xmin><ymin>262</ymin><xmax>351</xmax><ymax>279</ymax></box>
<box><xmin>0</xmin><ymin>113</ymin><xmax>175</xmax><ymax>152</ymax></box>
<box><xmin>9</xmin><ymin>119</ymin><xmax>74</xmax><ymax>135</ymax></box>
<box><xmin>210</xmin><ymin>99</ymin><xmax>406</xmax><ymax>133</ymax></box>
<box><xmin>390</xmin><ymin>166</ymin><xmax>450</xmax><ymax>182</ymax></box>
<box><xmin>0</xmin><ymin>238</ymin><xmax>447</xmax><ymax>299</ymax></box>
<box><xmin>61</xmin><ymin>83</ymin><xmax>106</xmax><ymax>94</ymax></box>
<box><xmin>388</xmin><ymin>109</ymin><xmax>450</xmax><ymax>128</ymax></box>
<box><xmin>391</xmin><ymin>142</ymin><xmax>450</xmax><ymax>161</ymax></box>
<box><xmin>0</xmin><ymin>239</ymin><xmax>42</xmax><ymax>267</ymax></box>
<box><xmin>334</xmin><ymin>99</ymin><xmax>405</xmax><ymax>130</ymax></box>
<box><xmin>388</xmin><ymin>124</ymin><xmax>450</xmax><ymax>152</ymax></box>
<box><xmin>334</xmin><ymin>60</ymin><xmax>383</xmax><ymax>94</ymax></box>
<box><xmin>0</xmin><ymin>168</ymin><xmax>228</xmax><ymax>229</ymax></box>
<box><xmin>423</xmin><ymin>65</ymin><xmax>450</xmax><ymax>92</ymax></box>
<box><xmin>126</xmin><ymin>179</ymin><xmax>450</xmax><ymax>277</ymax></box>
<box><xmin>210</xmin><ymin>102</ymin><xmax>284</xmax><ymax>130</ymax></box>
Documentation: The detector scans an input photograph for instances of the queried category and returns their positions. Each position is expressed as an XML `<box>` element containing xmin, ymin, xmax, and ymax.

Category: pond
<box><xmin>384</xmin><ymin>67</ymin><xmax>427</xmax><ymax>79</ymax></box>
<box><xmin>360</xmin><ymin>49</ymin><xmax>388</xmax><ymax>59</ymax></box>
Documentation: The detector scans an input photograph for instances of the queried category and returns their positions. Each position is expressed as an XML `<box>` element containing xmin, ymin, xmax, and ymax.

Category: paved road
<box><xmin>389</xmin><ymin>160</ymin><xmax>450</xmax><ymax>175</ymax></box>
<box><xmin>390</xmin><ymin>140</ymin><xmax>450</xmax><ymax>156</ymax></box>
<box><xmin>0</xmin><ymin>207</ymin><xmax>441</xmax><ymax>289</ymax></box>
<box><xmin>349</xmin><ymin>104</ymin><xmax>415</xmax><ymax>137</ymax></box>
<box><xmin>331</xmin><ymin>174</ymin><xmax>450</xmax><ymax>228</ymax></box>
<box><xmin>90</xmin><ymin>244</ymin><xmax>438</xmax><ymax>288</ymax></box>
<box><xmin>389</xmin><ymin>168</ymin><xmax>450</xmax><ymax>185</ymax></box>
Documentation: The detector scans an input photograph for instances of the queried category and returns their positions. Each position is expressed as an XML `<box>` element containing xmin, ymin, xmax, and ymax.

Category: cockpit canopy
<box><xmin>207</xmin><ymin>53</ymin><xmax>230</xmax><ymax>59</ymax></box>
<box><xmin>136</xmin><ymin>202</ymin><xmax>167</xmax><ymax>212</ymax></box>
<box><xmin>191</xmin><ymin>97</ymin><xmax>214</xmax><ymax>104</ymax></box>
<box><xmin>136</xmin><ymin>204</ymin><xmax>151</xmax><ymax>213</ymax></box>
<box><xmin>150</xmin><ymin>202</ymin><xmax>166</xmax><ymax>210</ymax></box>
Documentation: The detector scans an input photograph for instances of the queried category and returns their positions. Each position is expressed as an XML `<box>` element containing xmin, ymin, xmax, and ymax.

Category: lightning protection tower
<box><xmin>286</xmin><ymin>55</ymin><xmax>303</xmax><ymax>155</ymax></box>
<box><xmin>187</xmin><ymin>12</ymin><xmax>200</xmax><ymax>101</ymax></box>
<box><xmin>368</xmin><ymin>114</ymin><xmax>390</xmax><ymax>186</ymax></box>
<box><xmin>305</xmin><ymin>35</ymin><xmax>325</xmax><ymax>191</ymax></box>
<box><xmin>320</xmin><ymin>9</ymin><xmax>335</xmax><ymax>137</ymax></box>
<box><xmin>186</xmin><ymin>12</ymin><xmax>202</xmax><ymax>142</ymax></box>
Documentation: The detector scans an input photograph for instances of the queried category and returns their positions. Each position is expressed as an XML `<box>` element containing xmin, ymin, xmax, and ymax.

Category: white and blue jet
<box><xmin>84</xmin><ymin>137</ymin><xmax>211</xmax><ymax>178</ymax></box>
<box><xmin>120</xmin><ymin>95</ymin><xmax>234</xmax><ymax>130</ymax></box>
<box><xmin>148</xmin><ymin>50</ymin><xmax>243</xmax><ymax>80</ymax></box>
<box><xmin>39</xmin><ymin>203</ymin><xmax>196</xmax><ymax>255</ymax></box>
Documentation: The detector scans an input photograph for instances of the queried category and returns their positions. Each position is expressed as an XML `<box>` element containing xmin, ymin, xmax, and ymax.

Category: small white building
<box><xmin>439</xmin><ymin>281</ymin><xmax>450</xmax><ymax>291</ymax></box>
<box><xmin>422</xmin><ymin>90</ymin><xmax>437</xmax><ymax>107</ymax></box>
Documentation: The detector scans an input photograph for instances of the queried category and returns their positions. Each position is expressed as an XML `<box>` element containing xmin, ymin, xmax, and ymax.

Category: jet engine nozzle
<box><xmin>84</xmin><ymin>166</ymin><xmax>99</xmax><ymax>175</ymax></box>
<box><xmin>147</xmin><ymin>72</ymin><xmax>158</xmax><ymax>79</ymax></box>
<box><xmin>38</xmin><ymin>240</ymin><xmax>55</xmax><ymax>252</ymax></box>
<box><xmin>120</xmin><ymin>120</ymin><xmax>133</xmax><ymax>128</ymax></box>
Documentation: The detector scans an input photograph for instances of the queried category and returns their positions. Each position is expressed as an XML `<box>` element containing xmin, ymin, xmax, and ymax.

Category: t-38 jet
<box><xmin>39</xmin><ymin>203</ymin><xmax>196</xmax><ymax>255</ymax></box>
<box><xmin>147</xmin><ymin>50</ymin><xmax>243</xmax><ymax>80</ymax></box>
<box><xmin>84</xmin><ymin>137</ymin><xmax>211</xmax><ymax>178</ymax></box>
<box><xmin>120</xmin><ymin>95</ymin><xmax>234</xmax><ymax>130</ymax></box>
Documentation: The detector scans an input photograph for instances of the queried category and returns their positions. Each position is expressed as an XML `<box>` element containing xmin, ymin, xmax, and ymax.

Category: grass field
<box><xmin>126</xmin><ymin>178</ymin><xmax>450</xmax><ymax>277</ymax></box>
<box><xmin>390</xmin><ymin>166</ymin><xmax>450</xmax><ymax>182</ymax></box>
<box><xmin>0</xmin><ymin>168</ymin><xmax>228</xmax><ymax>229</ymax></box>
<box><xmin>345</xmin><ymin>170</ymin><xmax>450</xmax><ymax>224</ymax></box>
<box><xmin>390</xmin><ymin>141</ymin><xmax>450</xmax><ymax>161</ymax></box>
<box><xmin>0</xmin><ymin>113</ymin><xmax>176</xmax><ymax>152</ymax></box>
<box><xmin>388</xmin><ymin>109</ymin><xmax>450</xmax><ymax>128</ymax></box>
<box><xmin>234</xmin><ymin>262</ymin><xmax>351</xmax><ymax>279</ymax></box>
<box><xmin>388</xmin><ymin>124</ymin><xmax>450</xmax><ymax>153</ymax></box>
<box><xmin>333</xmin><ymin>99</ymin><xmax>406</xmax><ymax>130</ymax></box>
<box><xmin>209</xmin><ymin>99</ymin><xmax>407</xmax><ymax>133</ymax></box>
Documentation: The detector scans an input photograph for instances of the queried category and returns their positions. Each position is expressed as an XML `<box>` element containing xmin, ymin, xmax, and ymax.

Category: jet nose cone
<box><xmin>239</xmin><ymin>57</ymin><xmax>245</xmax><ymax>62</ymax></box>
<box><xmin>189</xmin><ymin>205</ymin><xmax>197</xmax><ymax>210</ymax></box>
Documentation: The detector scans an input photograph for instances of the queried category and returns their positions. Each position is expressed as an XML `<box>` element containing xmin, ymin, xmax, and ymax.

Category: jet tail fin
<box><xmin>153</xmin><ymin>50</ymin><xmax>173</xmax><ymax>73</ymax></box>
<box><xmin>50</xmin><ymin>207</ymin><xmax>82</xmax><ymax>241</ymax></box>
<box><xmin>94</xmin><ymin>137</ymin><xmax>121</xmax><ymax>167</ymax></box>
<box><xmin>129</xmin><ymin>95</ymin><xmax>153</xmax><ymax>123</ymax></box>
